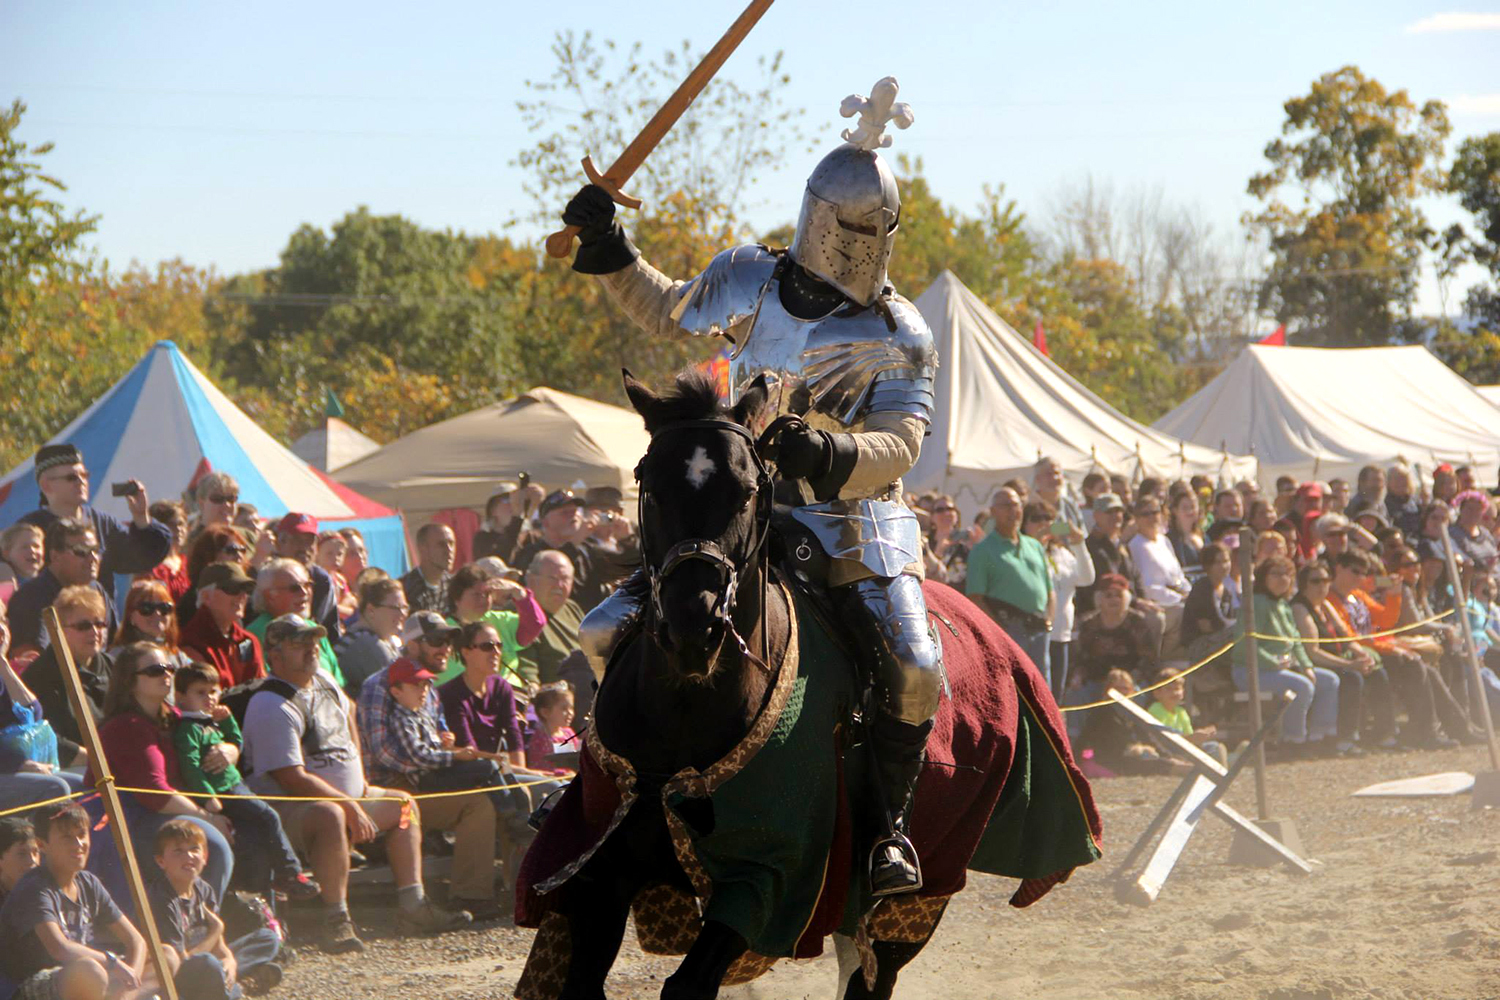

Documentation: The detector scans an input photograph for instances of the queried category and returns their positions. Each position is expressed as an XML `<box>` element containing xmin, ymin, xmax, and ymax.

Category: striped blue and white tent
<box><xmin>0</xmin><ymin>341</ymin><xmax>409</xmax><ymax>575</ymax></box>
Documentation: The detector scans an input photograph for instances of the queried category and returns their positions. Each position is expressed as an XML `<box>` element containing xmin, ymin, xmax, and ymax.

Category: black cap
<box><xmin>583</xmin><ymin>486</ymin><xmax>624</xmax><ymax>511</ymax></box>
<box><xmin>34</xmin><ymin>444</ymin><xmax>83</xmax><ymax>479</ymax></box>
<box><xmin>539</xmin><ymin>490</ymin><xmax>584</xmax><ymax>518</ymax></box>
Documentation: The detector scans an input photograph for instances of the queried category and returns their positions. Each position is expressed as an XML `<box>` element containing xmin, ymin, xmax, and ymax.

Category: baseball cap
<box><xmin>264</xmin><ymin>613</ymin><xmax>327</xmax><ymax>646</ymax></box>
<box><xmin>1295</xmin><ymin>482</ymin><xmax>1324</xmax><ymax>499</ymax></box>
<box><xmin>198</xmin><ymin>561</ymin><xmax>256</xmax><ymax>595</ymax></box>
<box><xmin>387</xmin><ymin>658</ymin><xmax>438</xmax><ymax>687</ymax></box>
<box><xmin>539</xmin><ymin>490</ymin><xmax>584</xmax><ymax>518</ymax></box>
<box><xmin>473</xmin><ymin>556</ymin><xmax>523</xmax><ymax>581</ymax></box>
<box><xmin>400</xmin><ymin>610</ymin><xmax>461</xmax><ymax>645</ymax></box>
<box><xmin>583</xmin><ymin>486</ymin><xmax>624</xmax><ymax>511</ymax></box>
<box><xmin>274</xmin><ymin>512</ymin><xmax>318</xmax><ymax>535</ymax></box>
<box><xmin>1093</xmin><ymin>492</ymin><xmax>1125</xmax><ymax>513</ymax></box>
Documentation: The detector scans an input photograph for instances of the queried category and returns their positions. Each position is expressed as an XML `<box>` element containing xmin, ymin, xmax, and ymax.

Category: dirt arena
<box><xmin>280</xmin><ymin>743</ymin><xmax>1500</xmax><ymax>1000</ymax></box>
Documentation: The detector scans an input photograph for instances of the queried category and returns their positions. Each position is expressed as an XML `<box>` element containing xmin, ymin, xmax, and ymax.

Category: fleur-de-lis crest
<box><xmin>839</xmin><ymin>76</ymin><xmax>914</xmax><ymax>151</ymax></box>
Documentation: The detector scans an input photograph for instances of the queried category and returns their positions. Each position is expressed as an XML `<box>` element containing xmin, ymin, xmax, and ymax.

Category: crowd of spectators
<box><xmin>0</xmin><ymin>443</ymin><xmax>636</xmax><ymax>996</ymax></box>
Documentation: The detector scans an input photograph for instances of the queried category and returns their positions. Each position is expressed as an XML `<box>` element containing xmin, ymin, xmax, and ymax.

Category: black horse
<box><xmin>515</xmin><ymin>369</ymin><xmax>1101</xmax><ymax>1000</ymax></box>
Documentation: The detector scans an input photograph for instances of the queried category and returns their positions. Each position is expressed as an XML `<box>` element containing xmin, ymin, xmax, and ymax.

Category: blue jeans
<box><xmin>1010</xmin><ymin>626</ymin><xmax>1051</xmax><ymax>690</ymax></box>
<box><xmin>1232</xmin><ymin>665</ymin><xmax>1340</xmax><ymax>743</ymax></box>
<box><xmin>0</xmin><ymin>769</ymin><xmax>84</xmax><ymax>815</ymax></box>
<box><xmin>229</xmin><ymin>926</ymin><xmax>282</xmax><ymax>975</ymax></box>
<box><xmin>89</xmin><ymin>798</ymin><xmax>233</xmax><ymax>915</ymax></box>
<box><xmin>417</xmin><ymin>758</ymin><xmax>533</xmax><ymax>818</ymax></box>
<box><xmin>1048</xmin><ymin>641</ymin><xmax>1070</xmax><ymax>704</ymax></box>
<box><xmin>176</xmin><ymin>953</ymin><xmax>242</xmax><ymax>1000</ymax></box>
<box><xmin>218</xmin><ymin>783</ymin><xmax>301</xmax><ymax>888</ymax></box>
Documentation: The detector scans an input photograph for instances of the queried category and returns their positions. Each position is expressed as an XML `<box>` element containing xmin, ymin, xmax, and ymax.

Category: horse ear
<box><xmin>622</xmin><ymin>368</ymin><xmax>666</xmax><ymax>430</ymax></box>
<box><xmin>732</xmin><ymin>374</ymin><xmax>770</xmax><ymax>428</ymax></box>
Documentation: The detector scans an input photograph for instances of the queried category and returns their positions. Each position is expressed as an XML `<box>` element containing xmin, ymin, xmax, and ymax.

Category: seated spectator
<box><xmin>94</xmin><ymin>643</ymin><xmax>235</xmax><ymax>902</ymax></box>
<box><xmin>1147</xmin><ymin>667</ymin><xmax>1226</xmax><ymax>766</ymax></box>
<box><xmin>270</xmin><ymin>514</ymin><xmax>341</xmax><ymax>639</ymax></box>
<box><xmin>1022</xmin><ymin>501</ymin><xmax>1093</xmax><ymax>702</ymax></box>
<box><xmin>1256</xmin><ymin>529</ymin><xmax>1289</xmax><ymax>563</ymax></box>
<box><xmin>142</xmin><ymin>501</ymin><xmax>191</xmax><ymax>603</ymax></box>
<box><xmin>1232</xmin><ymin>556</ymin><xmax>1339</xmax><ymax>757</ymax></box>
<box><xmin>171</xmin><ymin>662</ymin><xmax>318</xmax><ymax>900</ymax></box>
<box><xmin>0</xmin><ymin>817</ymin><xmax>38</xmax><ymax>905</ymax></box>
<box><xmin>0</xmin><ymin>524</ymin><xmax>45</xmax><ymax>604</ymax></box>
<box><xmin>314</xmin><ymin>532</ymin><xmax>358</xmax><ymax>623</ymax></box>
<box><xmin>518</xmin><ymin>551</ymin><xmax>593</xmax><ymax>710</ymax></box>
<box><xmin>1073</xmin><ymin>575</ymin><xmax>1159</xmax><ymax>692</ymax></box>
<box><xmin>0</xmin><ymin>803</ymin><xmax>151</xmax><ymax>1000</ymax></box>
<box><xmin>337</xmin><ymin>529</ymin><xmax>368</xmax><ymax>603</ymax></box>
<box><xmin>1384</xmin><ymin>463</ymin><xmax>1422</xmax><ymax>537</ymax></box>
<box><xmin>1290</xmin><ymin>560</ymin><xmax>1390</xmax><ymax>753</ymax></box>
<box><xmin>1127</xmin><ymin>497</ymin><xmax>1190</xmax><ymax>654</ymax></box>
<box><xmin>1208</xmin><ymin>488</ymin><xmax>1244</xmax><ymax>529</ymax></box>
<box><xmin>1165</xmin><ymin>489</ymin><xmax>1204</xmax><ymax>582</ymax></box>
<box><xmin>0</xmin><ymin>615</ymin><xmax>84</xmax><ymax>816</ymax></box>
<box><xmin>110</xmin><ymin>580</ymin><xmax>193</xmax><ymax>672</ymax></box>
<box><xmin>1180</xmin><ymin>542</ymin><xmax>1239</xmax><ymax>661</ymax></box>
<box><xmin>441</xmin><ymin>562</ymin><xmax>545</xmax><ymax>691</ymax></box>
<box><xmin>1449</xmin><ymin>490</ymin><xmax>1498</xmax><ymax>575</ymax></box>
<box><xmin>334</xmin><ymin>577</ymin><xmax>408</xmax><ymax>697</ymax></box>
<box><xmin>25</xmin><ymin>586</ymin><xmax>114</xmax><ymax>767</ymax></box>
<box><xmin>178</xmin><ymin>563</ymin><xmax>263</xmax><ymax>690</ymax></box>
<box><xmin>241</xmin><ymin>615</ymin><xmax>470</xmax><ymax>953</ymax></box>
<box><xmin>18</xmin><ymin>443</ymin><xmax>170</xmax><ymax>596</ymax></box>
<box><xmin>7</xmin><ymin>520</ymin><xmax>118</xmax><ymax>658</ymax></box>
<box><xmin>1247</xmin><ymin>499</ymin><xmax>1277</xmax><ymax>534</ymax></box>
<box><xmin>1078</xmin><ymin>670</ymin><xmax>1184</xmax><ymax>777</ymax></box>
<box><xmin>246</xmin><ymin>559</ymin><xmax>342</xmax><ymax>687</ymax></box>
<box><xmin>525</xmin><ymin>682</ymin><xmax>577</xmax><ymax>775</ymax></box>
<box><xmin>147</xmin><ymin>819</ymin><xmax>285</xmax><ymax>999</ymax></box>
<box><xmin>361</xmin><ymin>658</ymin><xmax>503</xmax><ymax>920</ymax></box>
<box><xmin>176</xmin><ymin>524</ymin><xmax>251</xmax><ymax>623</ymax></box>
<box><xmin>402</xmin><ymin>524</ymin><xmax>457</xmax><ymax>616</ymax></box>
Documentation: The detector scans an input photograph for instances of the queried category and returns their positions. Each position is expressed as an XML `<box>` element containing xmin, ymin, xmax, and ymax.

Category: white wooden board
<box><xmin>1351</xmin><ymin>771</ymin><xmax>1475</xmax><ymax>798</ymax></box>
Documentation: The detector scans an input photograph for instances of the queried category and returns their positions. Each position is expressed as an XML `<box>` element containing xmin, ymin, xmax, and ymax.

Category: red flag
<box><xmin>1258</xmin><ymin>324</ymin><xmax>1286</xmax><ymax>346</ymax></box>
<box><xmin>1032</xmin><ymin>319</ymin><xmax>1050</xmax><ymax>356</ymax></box>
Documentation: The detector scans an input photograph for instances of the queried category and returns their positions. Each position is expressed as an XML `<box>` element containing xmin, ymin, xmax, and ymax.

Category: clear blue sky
<box><xmin>3</xmin><ymin>1</ymin><xmax>1496</xmax><ymax>316</ymax></box>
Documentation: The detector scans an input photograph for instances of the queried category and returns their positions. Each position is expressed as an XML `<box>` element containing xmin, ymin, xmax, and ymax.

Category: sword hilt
<box><xmin>543</xmin><ymin>157</ymin><xmax>645</xmax><ymax>259</ymax></box>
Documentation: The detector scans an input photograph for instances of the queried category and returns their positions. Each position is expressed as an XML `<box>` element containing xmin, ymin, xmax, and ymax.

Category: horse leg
<box><xmin>557</xmin><ymin>873</ymin><xmax>635</xmax><ymax>1000</ymax></box>
<box><xmin>838</xmin><ymin>912</ymin><xmax>946</xmax><ymax>1000</ymax></box>
<box><xmin>660</xmin><ymin>919</ymin><xmax>748</xmax><ymax>1000</ymax></box>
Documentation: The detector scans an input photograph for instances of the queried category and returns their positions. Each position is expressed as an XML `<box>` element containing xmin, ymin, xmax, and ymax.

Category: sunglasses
<box><xmin>420</xmin><ymin>636</ymin><xmax>454</xmax><ymax>648</ymax></box>
<box><xmin>208</xmin><ymin>494</ymin><xmax>239</xmax><ymax>506</ymax></box>
<box><xmin>468</xmin><ymin>640</ymin><xmax>503</xmax><ymax>652</ymax></box>
<box><xmin>46</xmin><ymin>471</ymin><xmax>88</xmax><ymax>485</ymax></box>
<box><xmin>273</xmin><ymin>581</ymin><xmax>310</xmax><ymax>594</ymax></box>
<box><xmin>64</xmin><ymin>545</ymin><xmax>100</xmax><ymax>558</ymax></box>
<box><xmin>137</xmin><ymin>602</ymin><xmax>173</xmax><ymax>617</ymax></box>
<box><xmin>136</xmin><ymin>664</ymin><xmax>176</xmax><ymax>679</ymax></box>
<box><xmin>65</xmin><ymin>620</ymin><xmax>109</xmax><ymax>632</ymax></box>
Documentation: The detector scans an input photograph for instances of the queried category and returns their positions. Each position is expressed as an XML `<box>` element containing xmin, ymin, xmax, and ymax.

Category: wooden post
<box><xmin>1437</xmin><ymin>526</ymin><xmax>1500</xmax><ymax>771</ymax></box>
<box><xmin>1237</xmin><ymin>526</ymin><xmax>1269</xmax><ymax>820</ymax></box>
<box><xmin>43</xmin><ymin>609</ymin><xmax>179</xmax><ymax>1000</ymax></box>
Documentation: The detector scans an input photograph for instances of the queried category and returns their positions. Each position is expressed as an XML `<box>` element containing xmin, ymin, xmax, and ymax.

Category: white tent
<box><xmin>1477</xmin><ymin>385</ymin><xmax>1500</xmax><ymax>409</ymax></box>
<box><xmin>333</xmin><ymin>387</ymin><xmax>651</xmax><ymax>524</ymax></box>
<box><xmin>1154</xmin><ymin>344</ymin><xmax>1500</xmax><ymax>489</ymax></box>
<box><xmin>291</xmin><ymin>417</ymin><xmax>381</xmax><ymax>472</ymax></box>
<box><xmin>906</xmin><ymin>272</ymin><xmax>1256</xmax><ymax>508</ymax></box>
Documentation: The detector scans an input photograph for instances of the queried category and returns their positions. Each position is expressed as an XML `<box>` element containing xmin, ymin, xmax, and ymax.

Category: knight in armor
<box><xmin>564</xmin><ymin>77</ymin><xmax>941</xmax><ymax>897</ymax></box>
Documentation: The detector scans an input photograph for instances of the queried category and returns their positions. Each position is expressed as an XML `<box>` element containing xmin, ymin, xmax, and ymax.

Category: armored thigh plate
<box><xmin>791</xmin><ymin>498</ymin><xmax>921</xmax><ymax>578</ymax></box>
<box><xmin>578</xmin><ymin>582</ymin><xmax>644</xmax><ymax>681</ymax></box>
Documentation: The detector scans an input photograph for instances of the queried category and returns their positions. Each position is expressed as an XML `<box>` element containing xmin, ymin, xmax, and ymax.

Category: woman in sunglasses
<box><xmin>93</xmin><ymin>643</ymin><xmax>233</xmax><ymax>903</ymax></box>
<box><xmin>111</xmin><ymin>580</ymin><xmax>193</xmax><ymax>675</ymax></box>
<box><xmin>176</xmin><ymin>525</ymin><xmax>251</xmax><ymax>623</ymax></box>
<box><xmin>23</xmin><ymin>587</ymin><xmax>114</xmax><ymax>769</ymax></box>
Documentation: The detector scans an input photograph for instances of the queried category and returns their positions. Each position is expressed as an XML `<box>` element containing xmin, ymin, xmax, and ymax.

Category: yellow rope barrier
<box><xmin>1060</xmin><ymin>639</ymin><xmax>1236</xmax><ymax>713</ymax></box>
<box><xmin>0</xmin><ymin>789</ymin><xmax>92</xmax><ymax>820</ymax></box>
<box><xmin>1246</xmin><ymin>608</ymin><xmax>1453</xmax><ymax>644</ymax></box>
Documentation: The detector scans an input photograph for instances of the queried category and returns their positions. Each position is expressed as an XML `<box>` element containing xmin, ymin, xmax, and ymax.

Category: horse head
<box><xmin>622</xmin><ymin>368</ymin><xmax>770</xmax><ymax>680</ymax></box>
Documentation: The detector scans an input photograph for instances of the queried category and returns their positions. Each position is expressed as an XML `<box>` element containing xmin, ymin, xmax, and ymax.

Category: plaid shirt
<box><xmin>400</xmin><ymin>568</ymin><xmax>450</xmax><ymax>615</ymax></box>
<box><xmin>356</xmin><ymin>667</ymin><xmax>449</xmax><ymax>784</ymax></box>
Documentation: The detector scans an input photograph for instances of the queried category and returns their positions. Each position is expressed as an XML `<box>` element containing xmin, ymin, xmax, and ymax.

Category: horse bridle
<box><xmin>634</xmin><ymin>416</ymin><xmax>791</xmax><ymax>668</ymax></box>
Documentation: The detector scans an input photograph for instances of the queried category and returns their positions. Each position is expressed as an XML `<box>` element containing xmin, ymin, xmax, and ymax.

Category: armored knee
<box><xmin>579</xmin><ymin>583</ymin><xmax>644</xmax><ymax>681</ymax></box>
<box><xmin>878</xmin><ymin>626</ymin><xmax>943</xmax><ymax>725</ymax></box>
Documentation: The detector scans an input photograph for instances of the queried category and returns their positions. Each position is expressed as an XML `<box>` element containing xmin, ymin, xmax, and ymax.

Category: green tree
<box><xmin>1447</xmin><ymin>132</ymin><xmax>1500</xmax><ymax>327</ymax></box>
<box><xmin>1246</xmin><ymin>66</ymin><xmax>1450</xmax><ymax>345</ymax></box>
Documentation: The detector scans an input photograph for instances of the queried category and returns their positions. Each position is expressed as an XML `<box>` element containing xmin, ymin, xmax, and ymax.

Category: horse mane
<box><xmin>640</xmin><ymin>370</ymin><xmax>731</xmax><ymax>431</ymax></box>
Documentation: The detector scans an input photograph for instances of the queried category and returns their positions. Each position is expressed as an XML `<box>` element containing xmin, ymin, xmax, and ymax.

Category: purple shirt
<box><xmin>438</xmin><ymin>672</ymin><xmax>522</xmax><ymax>755</ymax></box>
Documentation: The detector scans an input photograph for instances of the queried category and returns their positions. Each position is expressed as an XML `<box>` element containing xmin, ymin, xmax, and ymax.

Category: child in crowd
<box><xmin>524</xmin><ymin>683</ymin><xmax>577</xmax><ymax>775</ymax></box>
<box><xmin>0</xmin><ymin>816</ymin><xmax>39</xmax><ymax>905</ymax></box>
<box><xmin>0</xmin><ymin>804</ymin><xmax>151</xmax><ymax>1000</ymax></box>
<box><xmin>172</xmin><ymin>663</ymin><xmax>319</xmax><ymax>900</ymax></box>
<box><xmin>1147</xmin><ymin>668</ymin><xmax>1229</xmax><ymax>766</ymax></box>
<box><xmin>1079</xmin><ymin>670</ymin><xmax>1187</xmax><ymax>777</ymax></box>
<box><xmin>149</xmin><ymin>819</ymin><xmax>285</xmax><ymax>999</ymax></box>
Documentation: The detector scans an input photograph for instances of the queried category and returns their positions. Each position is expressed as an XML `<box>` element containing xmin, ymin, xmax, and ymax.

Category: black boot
<box><xmin>868</xmin><ymin>716</ymin><xmax>931</xmax><ymax>897</ymax></box>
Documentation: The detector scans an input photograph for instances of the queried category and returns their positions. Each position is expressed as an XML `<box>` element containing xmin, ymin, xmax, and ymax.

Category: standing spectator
<box><xmin>1032</xmin><ymin>457</ymin><xmax>1084</xmax><ymax>531</ymax></box>
<box><xmin>241</xmin><ymin>616</ymin><xmax>471</xmax><ymax>953</ymax></box>
<box><xmin>0</xmin><ymin>524</ymin><xmax>45</xmax><ymax>596</ymax></box>
<box><xmin>923</xmin><ymin>495</ymin><xmax>970</xmax><ymax>587</ymax></box>
<box><xmin>1272</xmin><ymin>476</ymin><xmax>1297</xmax><ymax>517</ymax></box>
<box><xmin>1327</xmin><ymin>478</ymin><xmax>1352</xmax><ymax>515</ymax></box>
<box><xmin>337</xmin><ymin>529</ymin><xmax>367</xmax><ymax>589</ymax></box>
<box><xmin>1232</xmin><ymin>557</ymin><xmax>1340</xmax><ymax>756</ymax></box>
<box><xmin>1449</xmin><ymin>490</ymin><xmax>1498</xmax><ymax>575</ymax></box>
<box><xmin>24</xmin><ymin>587</ymin><xmax>114</xmax><ymax>767</ymax></box>
<box><xmin>179</xmin><ymin>562</ymin><xmax>264</xmax><ymax>691</ymax></box>
<box><xmin>1079</xmin><ymin>472</ymin><xmax>1109</xmax><ymax>532</ymax></box>
<box><xmin>1456</xmin><ymin>465</ymin><xmax>1478</xmax><ymax>493</ymax></box>
<box><xmin>1432</xmin><ymin>464</ymin><xmax>1458</xmax><ymax>505</ymax></box>
<box><xmin>1166</xmin><ymin>490</ymin><xmax>1205</xmax><ymax>581</ymax></box>
<box><xmin>402</xmin><ymin>524</ymin><xmax>456</xmax><ymax>616</ymax></box>
<box><xmin>1384</xmin><ymin>464</ymin><xmax>1422</xmax><ymax>538</ymax></box>
<box><xmin>6</xmin><ymin>521</ymin><xmax>118</xmax><ymax>658</ymax></box>
<box><xmin>177</xmin><ymin>525</ymin><xmax>251</xmax><ymax>623</ymax></box>
<box><xmin>1209</xmin><ymin>489</ymin><xmax>1244</xmax><ymax>528</ymax></box>
<box><xmin>18</xmin><ymin>443</ymin><xmax>170</xmax><ymax>592</ymax></box>
<box><xmin>271</xmin><ymin>514</ymin><xmax>340</xmax><ymax>639</ymax></box>
<box><xmin>1346</xmin><ymin>465</ymin><xmax>1386</xmax><ymax>517</ymax></box>
<box><xmin>1291</xmin><ymin>561</ymin><xmax>1387</xmax><ymax>753</ymax></box>
<box><xmin>246</xmin><ymin>560</ymin><xmax>342</xmax><ymax>687</ymax></box>
<box><xmin>518</xmin><ymin>551</ymin><xmax>591</xmax><ymax>703</ymax></box>
<box><xmin>143</xmin><ymin>501</ymin><xmax>192</xmax><ymax>603</ymax></box>
<box><xmin>1076</xmin><ymin>492</ymin><xmax>1136</xmax><ymax>616</ymax></box>
<box><xmin>472</xmin><ymin>489</ymin><xmax>519</xmax><ymax>563</ymax></box>
<box><xmin>441</xmin><ymin>563</ymin><xmax>545</xmax><ymax>691</ymax></box>
<box><xmin>1127</xmin><ymin>497</ymin><xmax>1190</xmax><ymax>653</ymax></box>
<box><xmin>110</xmin><ymin>580</ymin><xmax>193</xmax><ymax>671</ymax></box>
<box><xmin>1022</xmin><ymin>502</ymin><xmax>1093</xmax><ymax>702</ymax></box>
<box><xmin>510</xmin><ymin>491</ymin><xmax>608</xmax><ymax>611</ymax></box>
<box><xmin>580</xmin><ymin>487</ymin><xmax>638</xmax><ymax>594</ymax></box>
<box><xmin>315</xmin><ymin>532</ymin><xmax>357</xmax><ymax>623</ymax></box>
<box><xmin>95</xmin><ymin>642</ymin><xmax>235</xmax><ymax>902</ymax></box>
<box><xmin>0</xmin><ymin>803</ymin><xmax>151</xmax><ymax>1000</ymax></box>
<box><xmin>334</xmin><ymin>577</ymin><xmax>408</xmax><ymax>697</ymax></box>
<box><xmin>361</xmin><ymin>659</ymin><xmax>503</xmax><ymax>920</ymax></box>
<box><xmin>0</xmin><ymin>614</ymin><xmax>84</xmax><ymax>816</ymax></box>
<box><xmin>192</xmin><ymin>473</ymin><xmax>241</xmax><ymax>537</ymax></box>
<box><xmin>966</xmin><ymin>488</ymin><xmax>1053</xmax><ymax>682</ymax></box>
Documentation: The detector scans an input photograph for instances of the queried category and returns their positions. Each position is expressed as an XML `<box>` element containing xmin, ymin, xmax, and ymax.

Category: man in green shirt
<box><xmin>966</xmin><ymin>487</ymin><xmax>1054</xmax><ymax>684</ymax></box>
<box><xmin>247</xmin><ymin>558</ymin><xmax>344</xmax><ymax>687</ymax></box>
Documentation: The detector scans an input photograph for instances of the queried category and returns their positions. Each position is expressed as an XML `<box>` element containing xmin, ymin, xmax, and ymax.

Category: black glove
<box><xmin>775</xmin><ymin>425</ymin><xmax>834</xmax><ymax>482</ymax></box>
<box><xmin>562</xmin><ymin>185</ymin><xmax>639</xmax><ymax>275</ymax></box>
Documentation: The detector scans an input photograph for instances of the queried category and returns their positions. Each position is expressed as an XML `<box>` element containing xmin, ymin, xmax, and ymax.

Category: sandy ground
<box><xmin>280</xmin><ymin>743</ymin><xmax>1500</xmax><ymax>1000</ymax></box>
